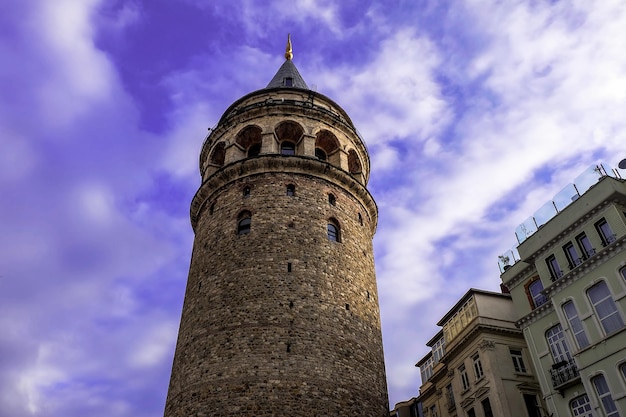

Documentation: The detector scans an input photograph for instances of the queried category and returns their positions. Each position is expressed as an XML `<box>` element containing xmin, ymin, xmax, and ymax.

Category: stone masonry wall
<box><xmin>164</xmin><ymin>166</ymin><xmax>388</xmax><ymax>416</ymax></box>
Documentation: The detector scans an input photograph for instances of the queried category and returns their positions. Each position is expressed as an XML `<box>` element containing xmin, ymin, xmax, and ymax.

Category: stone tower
<box><xmin>164</xmin><ymin>37</ymin><xmax>389</xmax><ymax>416</ymax></box>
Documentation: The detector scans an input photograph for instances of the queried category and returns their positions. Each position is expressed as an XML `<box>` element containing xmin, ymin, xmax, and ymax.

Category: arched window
<box><xmin>281</xmin><ymin>141</ymin><xmax>296</xmax><ymax>155</ymax></box>
<box><xmin>546</xmin><ymin>324</ymin><xmax>572</xmax><ymax>363</ymax></box>
<box><xmin>237</xmin><ymin>211</ymin><xmax>251</xmax><ymax>235</ymax></box>
<box><xmin>210</xmin><ymin>142</ymin><xmax>225</xmax><ymax>166</ymax></box>
<box><xmin>562</xmin><ymin>301</ymin><xmax>589</xmax><ymax>349</ymax></box>
<box><xmin>620</xmin><ymin>266</ymin><xmax>626</xmax><ymax>280</ymax></box>
<box><xmin>328</xmin><ymin>193</ymin><xmax>336</xmax><ymax>206</ymax></box>
<box><xmin>528</xmin><ymin>279</ymin><xmax>547</xmax><ymax>309</ymax></box>
<box><xmin>570</xmin><ymin>395</ymin><xmax>592</xmax><ymax>417</ymax></box>
<box><xmin>592</xmin><ymin>375</ymin><xmax>619</xmax><ymax>417</ymax></box>
<box><xmin>327</xmin><ymin>219</ymin><xmax>340</xmax><ymax>242</ymax></box>
<box><xmin>286</xmin><ymin>184</ymin><xmax>295</xmax><ymax>196</ymax></box>
<box><xmin>587</xmin><ymin>281</ymin><xmax>624</xmax><ymax>334</ymax></box>
<box><xmin>348</xmin><ymin>149</ymin><xmax>362</xmax><ymax>174</ymax></box>
<box><xmin>235</xmin><ymin>125</ymin><xmax>263</xmax><ymax>157</ymax></box>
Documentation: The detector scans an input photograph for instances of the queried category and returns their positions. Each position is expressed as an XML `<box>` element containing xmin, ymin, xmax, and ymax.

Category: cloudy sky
<box><xmin>2</xmin><ymin>0</ymin><xmax>626</xmax><ymax>415</ymax></box>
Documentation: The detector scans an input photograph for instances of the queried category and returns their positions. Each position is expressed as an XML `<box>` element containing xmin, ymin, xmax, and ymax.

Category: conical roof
<box><xmin>266</xmin><ymin>35</ymin><xmax>308</xmax><ymax>89</ymax></box>
<box><xmin>266</xmin><ymin>59</ymin><xmax>309</xmax><ymax>89</ymax></box>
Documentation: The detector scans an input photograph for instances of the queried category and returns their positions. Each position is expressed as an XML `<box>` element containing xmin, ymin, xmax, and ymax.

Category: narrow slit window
<box><xmin>327</xmin><ymin>220</ymin><xmax>340</xmax><ymax>242</ymax></box>
<box><xmin>286</xmin><ymin>184</ymin><xmax>295</xmax><ymax>196</ymax></box>
<box><xmin>237</xmin><ymin>211</ymin><xmax>252</xmax><ymax>235</ymax></box>
<box><xmin>243</xmin><ymin>186</ymin><xmax>251</xmax><ymax>198</ymax></box>
<box><xmin>328</xmin><ymin>193</ymin><xmax>336</xmax><ymax>206</ymax></box>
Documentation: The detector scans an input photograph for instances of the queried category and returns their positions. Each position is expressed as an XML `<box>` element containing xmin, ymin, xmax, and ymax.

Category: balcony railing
<box><xmin>550</xmin><ymin>359</ymin><xmax>579</xmax><ymax>388</ymax></box>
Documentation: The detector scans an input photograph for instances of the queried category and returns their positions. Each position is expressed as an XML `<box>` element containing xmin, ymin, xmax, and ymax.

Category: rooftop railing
<box><xmin>498</xmin><ymin>163</ymin><xmax>623</xmax><ymax>273</ymax></box>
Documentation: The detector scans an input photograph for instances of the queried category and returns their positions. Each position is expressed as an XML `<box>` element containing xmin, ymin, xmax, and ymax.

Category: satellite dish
<box><xmin>619</xmin><ymin>158</ymin><xmax>626</xmax><ymax>169</ymax></box>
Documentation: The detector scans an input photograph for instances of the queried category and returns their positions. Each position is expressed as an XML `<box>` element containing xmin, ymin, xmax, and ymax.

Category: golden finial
<box><xmin>285</xmin><ymin>33</ymin><xmax>293</xmax><ymax>60</ymax></box>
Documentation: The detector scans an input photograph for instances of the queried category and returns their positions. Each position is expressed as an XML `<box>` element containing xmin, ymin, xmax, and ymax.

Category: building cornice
<box><xmin>190</xmin><ymin>154</ymin><xmax>378</xmax><ymax>233</ymax></box>
<box><xmin>516</xmin><ymin>299</ymin><xmax>554</xmax><ymax>328</ymax></box>
<box><xmin>543</xmin><ymin>235</ymin><xmax>626</xmax><ymax>298</ymax></box>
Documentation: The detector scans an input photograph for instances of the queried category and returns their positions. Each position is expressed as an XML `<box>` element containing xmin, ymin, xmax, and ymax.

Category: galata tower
<box><xmin>164</xmin><ymin>36</ymin><xmax>389</xmax><ymax>416</ymax></box>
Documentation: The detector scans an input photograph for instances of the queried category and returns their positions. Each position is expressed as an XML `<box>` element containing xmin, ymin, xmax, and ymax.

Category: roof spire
<box><xmin>285</xmin><ymin>33</ymin><xmax>293</xmax><ymax>60</ymax></box>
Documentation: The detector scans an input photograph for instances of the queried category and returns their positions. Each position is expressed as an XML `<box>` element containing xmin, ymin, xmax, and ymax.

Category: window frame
<box><xmin>595</xmin><ymin>218</ymin><xmax>616</xmax><ymax>246</ymax></box>
<box><xmin>481</xmin><ymin>398</ymin><xmax>494</xmax><ymax>417</ymax></box>
<box><xmin>570</xmin><ymin>394</ymin><xmax>593</xmax><ymax>417</ymax></box>
<box><xmin>237</xmin><ymin>212</ymin><xmax>252</xmax><ymax>235</ymax></box>
<box><xmin>526</xmin><ymin>278</ymin><xmax>548</xmax><ymax>309</ymax></box>
<box><xmin>286</xmin><ymin>184</ymin><xmax>295</xmax><ymax>196</ymax></box>
<box><xmin>472</xmin><ymin>353</ymin><xmax>484</xmax><ymax>380</ymax></box>
<box><xmin>587</xmin><ymin>280</ymin><xmax>624</xmax><ymax>335</ymax></box>
<box><xmin>459</xmin><ymin>364</ymin><xmax>470</xmax><ymax>391</ymax></box>
<box><xmin>563</xmin><ymin>242</ymin><xmax>582</xmax><ymax>269</ymax></box>
<box><xmin>592</xmin><ymin>374</ymin><xmax>619</xmax><ymax>417</ymax></box>
<box><xmin>510</xmin><ymin>349</ymin><xmax>527</xmax><ymax>373</ymax></box>
<box><xmin>327</xmin><ymin>219</ymin><xmax>341</xmax><ymax>242</ymax></box>
<box><xmin>546</xmin><ymin>324</ymin><xmax>572</xmax><ymax>364</ymax></box>
<box><xmin>280</xmin><ymin>141</ymin><xmax>296</xmax><ymax>155</ymax></box>
<box><xmin>546</xmin><ymin>254</ymin><xmax>563</xmax><ymax>281</ymax></box>
<box><xmin>576</xmin><ymin>232</ymin><xmax>595</xmax><ymax>258</ymax></box>
<box><xmin>562</xmin><ymin>300</ymin><xmax>590</xmax><ymax>349</ymax></box>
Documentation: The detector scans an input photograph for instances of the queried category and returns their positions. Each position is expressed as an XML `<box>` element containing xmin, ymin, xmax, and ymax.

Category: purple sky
<box><xmin>2</xmin><ymin>1</ymin><xmax>626</xmax><ymax>415</ymax></box>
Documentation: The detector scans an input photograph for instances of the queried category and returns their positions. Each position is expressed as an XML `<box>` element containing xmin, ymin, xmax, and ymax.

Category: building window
<box><xmin>280</xmin><ymin>141</ymin><xmax>296</xmax><ymax>155</ymax></box>
<box><xmin>446</xmin><ymin>384</ymin><xmax>455</xmax><ymax>409</ymax></box>
<box><xmin>523</xmin><ymin>394</ymin><xmax>542</xmax><ymax>417</ymax></box>
<box><xmin>592</xmin><ymin>375</ymin><xmax>619</xmax><ymax>417</ymax></box>
<box><xmin>432</xmin><ymin>337</ymin><xmax>445</xmax><ymax>364</ymax></box>
<box><xmin>315</xmin><ymin>148</ymin><xmax>327</xmax><ymax>160</ymax></box>
<box><xmin>562</xmin><ymin>301</ymin><xmax>590</xmax><ymax>349</ymax></box>
<box><xmin>286</xmin><ymin>184</ymin><xmax>295</xmax><ymax>196</ymax></box>
<box><xmin>327</xmin><ymin>219</ymin><xmax>340</xmax><ymax>242</ymax></box>
<box><xmin>243</xmin><ymin>186</ymin><xmax>251</xmax><ymax>198</ymax></box>
<box><xmin>595</xmin><ymin>218</ymin><xmax>616</xmax><ymax>246</ymax></box>
<box><xmin>358</xmin><ymin>212</ymin><xmax>363</xmax><ymax>225</ymax></box>
<box><xmin>587</xmin><ymin>281</ymin><xmax>624</xmax><ymax>335</ymax></box>
<box><xmin>481</xmin><ymin>398</ymin><xmax>494</xmax><ymax>417</ymax></box>
<box><xmin>546</xmin><ymin>324</ymin><xmax>572</xmax><ymax>364</ymax></box>
<box><xmin>576</xmin><ymin>232</ymin><xmax>595</xmax><ymax>258</ymax></box>
<box><xmin>527</xmin><ymin>278</ymin><xmax>548</xmax><ymax>309</ymax></box>
<box><xmin>237</xmin><ymin>211</ymin><xmax>251</xmax><ymax>235</ymax></box>
<box><xmin>459</xmin><ymin>364</ymin><xmax>470</xmax><ymax>391</ymax></box>
<box><xmin>563</xmin><ymin>242</ymin><xmax>582</xmax><ymax>269</ymax></box>
<box><xmin>472</xmin><ymin>354</ymin><xmax>484</xmax><ymax>380</ymax></box>
<box><xmin>620</xmin><ymin>266</ymin><xmax>626</xmax><ymax>281</ymax></box>
<box><xmin>328</xmin><ymin>193</ymin><xmax>336</xmax><ymax>206</ymax></box>
<box><xmin>430</xmin><ymin>405</ymin><xmax>438</xmax><ymax>417</ymax></box>
<box><xmin>248</xmin><ymin>143</ymin><xmax>261</xmax><ymax>157</ymax></box>
<box><xmin>284</xmin><ymin>77</ymin><xmax>293</xmax><ymax>87</ymax></box>
<box><xmin>620</xmin><ymin>363</ymin><xmax>626</xmax><ymax>380</ymax></box>
<box><xmin>546</xmin><ymin>254</ymin><xmax>563</xmax><ymax>280</ymax></box>
<box><xmin>510</xmin><ymin>349</ymin><xmax>527</xmax><ymax>373</ymax></box>
<box><xmin>420</xmin><ymin>355</ymin><xmax>434</xmax><ymax>383</ymax></box>
<box><xmin>467</xmin><ymin>408</ymin><xmax>476</xmax><ymax>417</ymax></box>
<box><xmin>570</xmin><ymin>395</ymin><xmax>593</xmax><ymax>417</ymax></box>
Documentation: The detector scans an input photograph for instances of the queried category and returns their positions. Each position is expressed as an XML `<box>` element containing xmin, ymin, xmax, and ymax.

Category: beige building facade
<box><xmin>415</xmin><ymin>289</ymin><xmax>545</xmax><ymax>417</ymax></box>
<box><xmin>500</xmin><ymin>168</ymin><xmax>626</xmax><ymax>417</ymax></box>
